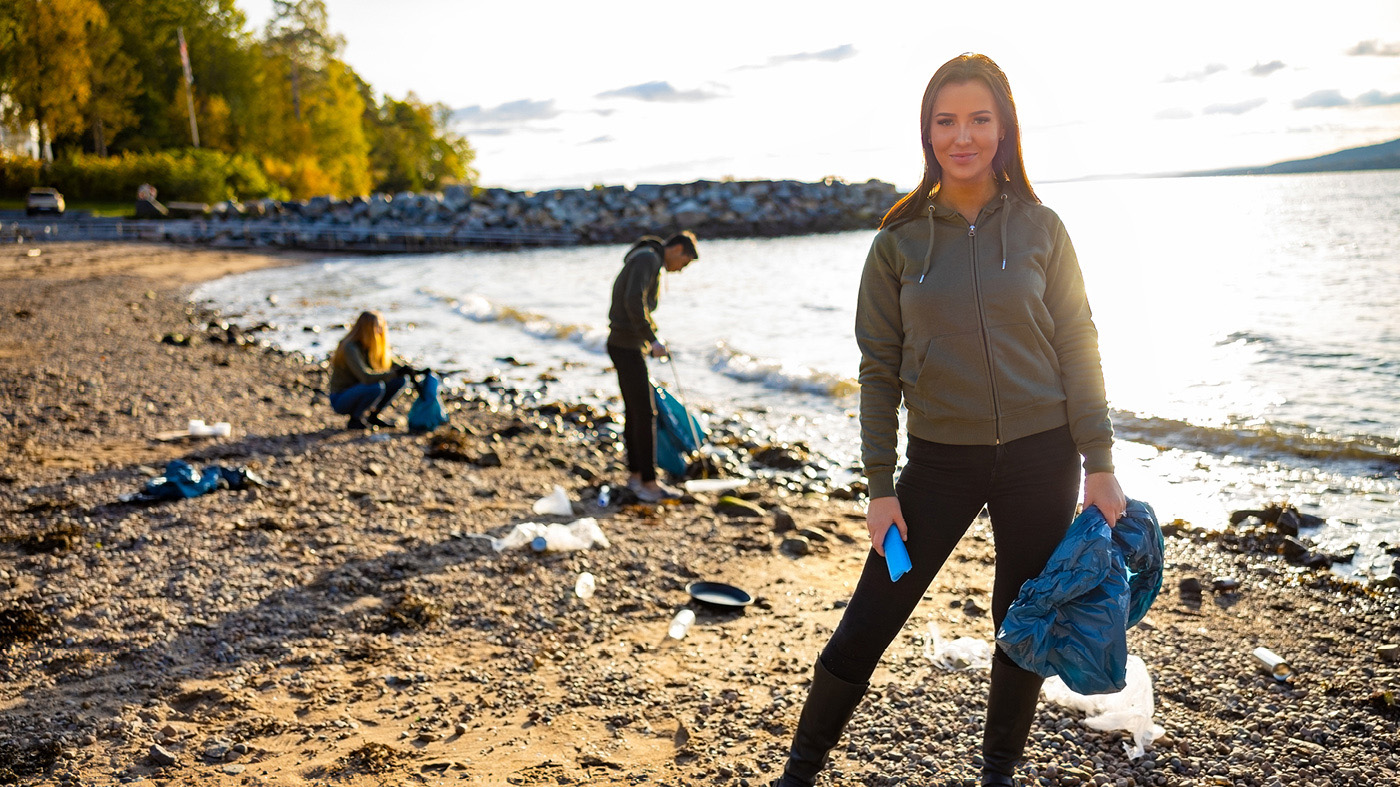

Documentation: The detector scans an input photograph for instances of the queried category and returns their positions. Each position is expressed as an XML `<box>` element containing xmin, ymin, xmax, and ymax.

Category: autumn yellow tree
<box><xmin>0</xmin><ymin>0</ymin><xmax>106</xmax><ymax>158</ymax></box>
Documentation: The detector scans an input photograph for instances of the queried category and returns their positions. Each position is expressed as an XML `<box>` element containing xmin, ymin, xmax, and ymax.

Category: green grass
<box><xmin>0</xmin><ymin>198</ymin><xmax>135</xmax><ymax>218</ymax></box>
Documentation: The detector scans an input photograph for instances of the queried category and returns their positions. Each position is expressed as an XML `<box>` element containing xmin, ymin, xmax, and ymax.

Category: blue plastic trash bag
<box><xmin>407</xmin><ymin>373</ymin><xmax>449</xmax><ymax>433</ymax></box>
<box><xmin>996</xmin><ymin>499</ymin><xmax>1164</xmax><ymax>695</ymax></box>
<box><xmin>653</xmin><ymin>384</ymin><xmax>705</xmax><ymax>478</ymax></box>
<box><xmin>135</xmin><ymin>460</ymin><xmax>265</xmax><ymax>502</ymax></box>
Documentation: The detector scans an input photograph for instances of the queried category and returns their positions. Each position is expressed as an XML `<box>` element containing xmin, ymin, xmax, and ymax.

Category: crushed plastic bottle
<box><xmin>597</xmin><ymin>484</ymin><xmax>612</xmax><ymax>507</ymax></box>
<box><xmin>667</xmin><ymin>609</ymin><xmax>696</xmax><ymax>640</ymax></box>
<box><xmin>574</xmin><ymin>572</ymin><xmax>596</xmax><ymax>599</ymax></box>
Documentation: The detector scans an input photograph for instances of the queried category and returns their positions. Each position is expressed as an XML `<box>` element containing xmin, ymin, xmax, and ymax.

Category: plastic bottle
<box><xmin>574</xmin><ymin>572</ymin><xmax>596</xmax><ymax>599</ymax></box>
<box><xmin>597</xmin><ymin>484</ymin><xmax>612</xmax><ymax>507</ymax></box>
<box><xmin>667</xmin><ymin>608</ymin><xmax>696</xmax><ymax>640</ymax></box>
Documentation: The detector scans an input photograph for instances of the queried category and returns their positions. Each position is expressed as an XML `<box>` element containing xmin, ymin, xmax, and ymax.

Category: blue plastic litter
<box><xmin>131</xmin><ymin>460</ymin><xmax>265</xmax><ymax>502</ymax></box>
<box><xmin>996</xmin><ymin>499</ymin><xmax>1165</xmax><ymax>695</ymax></box>
<box><xmin>653</xmin><ymin>384</ymin><xmax>705</xmax><ymax>478</ymax></box>
<box><xmin>406</xmin><ymin>372</ymin><xmax>449</xmax><ymax>433</ymax></box>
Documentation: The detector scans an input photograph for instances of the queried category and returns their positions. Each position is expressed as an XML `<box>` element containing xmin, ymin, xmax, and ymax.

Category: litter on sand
<box><xmin>122</xmin><ymin>460</ymin><xmax>265</xmax><ymax>502</ymax></box>
<box><xmin>683</xmin><ymin>478</ymin><xmax>749</xmax><ymax>494</ymax></box>
<box><xmin>1041</xmin><ymin>654</ymin><xmax>1165</xmax><ymax>760</ymax></box>
<box><xmin>924</xmin><ymin>622</ymin><xmax>992</xmax><ymax>670</ymax></box>
<box><xmin>492</xmin><ymin>518</ymin><xmax>610</xmax><ymax>552</ymax></box>
<box><xmin>531</xmin><ymin>485</ymin><xmax>574</xmax><ymax>516</ymax></box>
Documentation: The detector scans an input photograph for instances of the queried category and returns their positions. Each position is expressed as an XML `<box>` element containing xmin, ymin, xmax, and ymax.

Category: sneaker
<box><xmin>346</xmin><ymin>415</ymin><xmax>368</xmax><ymax>430</ymax></box>
<box><xmin>627</xmin><ymin>478</ymin><xmax>682</xmax><ymax>503</ymax></box>
<box><xmin>367</xmin><ymin>413</ymin><xmax>399</xmax><ymax>429</ymax></box>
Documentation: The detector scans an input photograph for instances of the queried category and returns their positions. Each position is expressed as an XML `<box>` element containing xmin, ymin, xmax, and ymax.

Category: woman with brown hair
<box><xmin>328</xmin><ymin>310</ymin><xmax>414</xmax><ymax>430</ymax></box>
<box><xmin>772</xmin><ymin>53</ymin><xmax>1126</xmax><ymax>786</ymax></box>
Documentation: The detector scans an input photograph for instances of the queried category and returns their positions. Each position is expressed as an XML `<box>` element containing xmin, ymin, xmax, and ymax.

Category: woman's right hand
<box><xmin>866</xmin><ymin>495</ymin><xmax>907</xmax><ymax>557</ymax></box>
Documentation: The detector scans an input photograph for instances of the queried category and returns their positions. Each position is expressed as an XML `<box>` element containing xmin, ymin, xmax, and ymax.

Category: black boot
<box><xmin>774</xmin><ymin>656</ymin><xmax>868</xmax><ymax>787</ymax></box>
<box><xmin>980</xmin><ymin>654</ymin><xmax>1044</xmax><ymax>786</ymax></box>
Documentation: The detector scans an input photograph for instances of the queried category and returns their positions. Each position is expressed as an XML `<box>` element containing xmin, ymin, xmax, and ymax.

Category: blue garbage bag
<box><xmin>653</xmin><ymin>384</ymin><xmax>705</xmax><ymax>478</ymax></box>
<box><xmin>407</xmin><ymin>373</ymin><xmax>449</xmax><ymax>433</ymax></box>
<box><xmin>996</xmin><ymin>499</ymin><xmax>1164</xmax><ymax>695</ymax></box>
<box><xmin>136</xmin><ymin>460</ymin><xmax>265</xmax><ymax>502</ymax></box>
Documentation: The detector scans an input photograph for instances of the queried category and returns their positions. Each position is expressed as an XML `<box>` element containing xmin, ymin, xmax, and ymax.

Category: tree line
<box><xmin>0</xmin><ymin>0</ymin><xmax>475</xmax><ymax>199</ymax></box>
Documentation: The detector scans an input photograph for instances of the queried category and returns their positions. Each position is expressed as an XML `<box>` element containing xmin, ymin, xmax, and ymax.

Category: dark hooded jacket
<box><xmin>607</xmin><ymin>236</ymin><xmax>666</xmax><ymax>350</ymax></box>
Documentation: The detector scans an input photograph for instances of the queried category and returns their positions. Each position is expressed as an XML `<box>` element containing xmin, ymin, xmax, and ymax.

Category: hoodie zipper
<box><xmin>965</xmin><ymin>221</ymin><xmax>1002</xmax><ymax>444</ymax></box>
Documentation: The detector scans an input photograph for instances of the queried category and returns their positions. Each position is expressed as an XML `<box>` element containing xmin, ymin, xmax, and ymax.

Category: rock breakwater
<box><xmin>213</xmin><ymin>177</ymin><xmax>901</xmax><ymax>245</ymax></box>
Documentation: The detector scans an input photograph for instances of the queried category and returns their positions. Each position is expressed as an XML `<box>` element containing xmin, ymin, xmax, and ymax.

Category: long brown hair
<box><xmin>880</xmin><ymin>53</ymin><xmax>1039</xmax><ymax>229</ymax></box>
<box><xmin>333</xmin><ymin>310</ymin><xmax>391</xmax><ymax>372</ymax></box>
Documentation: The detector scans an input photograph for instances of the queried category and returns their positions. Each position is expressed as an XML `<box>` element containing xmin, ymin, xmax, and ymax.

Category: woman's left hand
<box><xmin>1083</xmin><ymin>472</ymin><xmax>1127</xmax><ymax>527</ymax></box>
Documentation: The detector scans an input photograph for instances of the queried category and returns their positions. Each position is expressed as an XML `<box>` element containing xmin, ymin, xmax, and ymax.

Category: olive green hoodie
<box><xmin>855</xmin><ymin>193</ymin><xmax>1114</xmax><ymax>499</ymax></box>
<box><xmin>607</xmin><ymin>238</ymin><xmax>666</xmax><ymax>350</ymax></box>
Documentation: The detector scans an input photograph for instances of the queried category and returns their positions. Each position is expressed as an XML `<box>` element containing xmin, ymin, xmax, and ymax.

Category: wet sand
<box><xmin>1</xmin><ymin>242</ymin><xmax>1396</xmax><ymax>787</ymax></box>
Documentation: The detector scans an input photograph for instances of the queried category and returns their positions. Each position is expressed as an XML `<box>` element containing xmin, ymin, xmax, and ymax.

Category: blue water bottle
<box><xmin>883</xmin><ymin>527</ymin><xmax>911</xmax><ymax>582</ymax></box>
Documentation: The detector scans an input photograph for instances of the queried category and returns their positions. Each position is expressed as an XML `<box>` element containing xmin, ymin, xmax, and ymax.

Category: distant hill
<box><xmin>1191</xmin><ymin>137</ymin><xmax>1400</xmax><ymax>177</ymax></box>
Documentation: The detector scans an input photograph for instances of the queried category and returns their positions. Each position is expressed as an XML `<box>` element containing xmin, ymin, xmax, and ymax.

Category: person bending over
<box><xmin>606</xmin><ymin>230</ymin><xmax>699</xmax><ymax>503</ymax></box>
<box><xmin>772</xmin><ymin>53</ymin><xmax>1127</xmax><ymax>787</ymax></box>
<box><xmin>328</xmin><ymin>310</ymin><xmax>415</xmax><ymax>430</ymax></box>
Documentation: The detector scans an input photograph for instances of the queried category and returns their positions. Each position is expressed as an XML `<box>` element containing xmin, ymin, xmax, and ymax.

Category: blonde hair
<box><xmin>333</xmin><ymin>310</ymin><xmax>391</xmax><ymax>372</ymax></box>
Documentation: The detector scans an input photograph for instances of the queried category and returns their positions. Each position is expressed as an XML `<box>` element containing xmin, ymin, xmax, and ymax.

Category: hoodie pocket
<box><xmin>901</xmin><ymin>330</ymin><xmax>995</xmax><ymax>421</ymax></box>
<box><xmin>989</xmin><ymin>323</ymin><xmax>1064</xmax><ymax>415</ymax></box>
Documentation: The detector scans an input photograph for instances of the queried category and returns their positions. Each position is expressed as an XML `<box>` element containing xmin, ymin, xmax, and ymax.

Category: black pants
<box><xmin>821</xmin><ymin>426</ymin><xmax>1081</xmax><ymax>683</ymax></box>
<box><xmin>608</xmin><ymin>344</ymin><xmax>656</xmax><ymax>483</ymax></box>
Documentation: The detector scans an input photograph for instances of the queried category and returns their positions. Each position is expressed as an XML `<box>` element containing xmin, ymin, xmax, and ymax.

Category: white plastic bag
<box><xmin>492</xmin><ymin>518</ymin><xmax>610</xmax><ymax>552</ymax></box>
<box><xmin>923</xmin><ymin>622</ymin><xmax>992</xmax><ymax>670</ymax></box>
<box><xmin>532</xmin><ymin>485</ymin><xmax>573</xmax><ymax>516</ymax></box>
<box><xmin>1041</xmin><ymin>654</ymin><xmax>1164</xmax><ymax>759</ymax></box>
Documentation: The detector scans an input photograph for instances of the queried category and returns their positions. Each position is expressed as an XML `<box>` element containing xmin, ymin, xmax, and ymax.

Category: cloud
<box><xmin>1347</xmin><ymin>40</ymin><xmax>1400</xmax><ymax>57</ymax></box>
<box><xmin>452</xmin><ymin>99</ymin><xmax>560</xmax><ymax>125</ymax></box>
<box><xmin>1248</xmin><ymin>60</ymin><xmax>1286</xmax><ymax>77</ymax></box>
<box><xmin>736</xmin><ymin>44</ymin><xmax>857</xmax><ymax>70</ymax></box>
<box><xmin>1154</xmin><ymin>107</ymin><xmax>1193</xmax><ymax>120</ymax></box>
<box><xmin>596</xmin><ymin>81</ymin><xmax>724</xmax><ymax>103</ymax></box>
<box><xmin>1293</xmin><ymin>89</ymin><xmax>1350</xmax><ymax>109</ymax></box>
<box><xmin>580</xmin><ymin>135</ymin><xmax>614</xmax><ymax>145</ymax></box>
<box><xmin>462</xmin><ymin>127</ymin><xmax>561</xmax><ymax>137</ymax></box>
<box><xmin>1163</xmin><ymin>63</ymin><xmax>1227</xmax><ymax>83</ymax></box>
<box><xmin>1356</xmin><ymin>89</ymin><xmax>1400</xmax><ymax>106</ymax></box>
<box><xmin>1204</xmin><ymin>97</ymin><xmax>1267</xmax><ymax>115</ymax></box>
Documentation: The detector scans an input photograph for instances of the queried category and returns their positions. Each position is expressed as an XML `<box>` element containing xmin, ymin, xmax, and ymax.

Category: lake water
<box><xmin>194</xmin><ymin>170</ymin><xmax>1400</xmax><ymax>579</ymax></box>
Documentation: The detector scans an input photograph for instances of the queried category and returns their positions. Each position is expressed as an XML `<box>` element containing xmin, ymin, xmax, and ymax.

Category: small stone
<box><xmin>962</xmin><ymin>597</ymin><xmax>988</xmax><ymax>616</ymax></box>
<box><xmin>781</xmin><ymin>536</ymin><xmax>811</xmax><ymax>556</ymax></box>
<box><xmin>149</xmin><ymin>744</ymin><xmax>177</xmax><ymax>766</ymax></box>
<box><xmin>417</xmin><ymin>731</ymin><xmax>441</xmax><ymax>742</ymax></box>
<box><xmin>772</xmin><ymin>508</ymin><xmax>796</xmax><ymax>533</ymax></box>
<box><xmin>222</xmin><ymin>764</ymin><xmax>245</xmax><ymax>775</ymax></box>
<box><xmin>1377</xmin><ymin>644</ymin><xmax>1400</xmax><ymax>662</ymax></box>
<box><xmin>454</xmin><ymin>722</ymin><xmax>468</xmax><ymax>736</ymax></box>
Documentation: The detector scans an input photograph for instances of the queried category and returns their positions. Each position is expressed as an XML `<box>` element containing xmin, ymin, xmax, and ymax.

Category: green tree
<box><xmin>83</xmin><ymin>19</ymin><xmax>140</xmax><ymax>156</ymax></box>
<box><xmin>370</xmin><ymin>93</ymin><xmax>476</xmax><ymax>193</ymax></box>
<box><xmin>0</xmin><ymin>0</ymin><xmax>105</xmax><ymax>159</ymax></box>
<box><xmin>99</xmin><ymin>0</ymin><xmax>255</xmax><ymax>152</ymax></box>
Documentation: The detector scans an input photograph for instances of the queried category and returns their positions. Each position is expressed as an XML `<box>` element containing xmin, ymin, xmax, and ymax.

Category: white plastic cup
<box><xmin>574</xmin><ymin>572</ymin><xmax>596</xmax><ymax>599</ymax></box>
<box><xmin>668</xmin><ymin>609</ymin><xmax>695</xmax><ymax>640</ymax></box>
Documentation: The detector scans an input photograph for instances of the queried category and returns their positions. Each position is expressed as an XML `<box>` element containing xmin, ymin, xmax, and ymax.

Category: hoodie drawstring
<box><xmin>919</xmin><ymin>204</ymin><xmax>936</xmax><ymax>283</ymax></box>
<box><xmin>999</xmin><ymin>192</ymin><xmax>1009</xmax><ymax>270</ymax></box>
<box><xmin>922</xmin><ymin>194</ymin><xmax>1009</xmax><ymax>282</ymax></box>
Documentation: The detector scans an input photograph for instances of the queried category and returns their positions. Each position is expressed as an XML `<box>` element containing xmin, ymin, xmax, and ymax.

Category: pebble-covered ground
<box><xmin>1</xmin><ymin>243</ymin><xmax>1397</xmax><ymax>787</ymax></box>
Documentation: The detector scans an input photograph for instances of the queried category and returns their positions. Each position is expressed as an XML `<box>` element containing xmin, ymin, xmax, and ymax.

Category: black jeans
<box><xmin>821</xmin><ymin>426</ymin><xmax>1081</xmax><ymax>683</ymax></box>
<box><xmin>607</xmin><ymin>344</ymin><xmax>656</xmax><ymax>483</ymax></box>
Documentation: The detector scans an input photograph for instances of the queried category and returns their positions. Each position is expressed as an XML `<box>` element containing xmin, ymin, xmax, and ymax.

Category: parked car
<box><xmin>25</xmin><ymin>187</ymin><xmax>66</xmax><ymax>216</ymax></box>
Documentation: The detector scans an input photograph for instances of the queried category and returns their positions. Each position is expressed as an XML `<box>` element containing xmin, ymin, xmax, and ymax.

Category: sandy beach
<box><xmin>1</xmin><ymin>242</ymin><xmax>1397</xmax><ymax>787</ymax></box>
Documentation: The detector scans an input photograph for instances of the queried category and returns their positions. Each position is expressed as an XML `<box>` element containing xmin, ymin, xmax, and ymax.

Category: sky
<box><xmin>237</xmin><ymin>0</ymin><xmax>1400</xmax><ymax>191</ymax></box>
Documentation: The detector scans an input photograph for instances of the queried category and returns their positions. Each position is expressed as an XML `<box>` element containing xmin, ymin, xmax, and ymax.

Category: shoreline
<box><xmin>1</xmin><ymin>241</ymin><xmax>1397</xmax><ymax>786</ymax></box>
